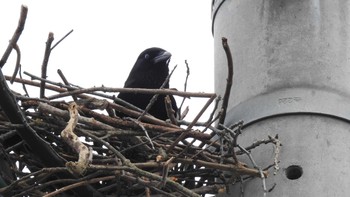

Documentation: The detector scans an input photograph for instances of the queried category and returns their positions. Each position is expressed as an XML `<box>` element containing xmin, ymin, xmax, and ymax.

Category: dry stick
<box><xmin>237</xmin><ymin>144</ymin><xmax>268</xmax><ymax>196</ymax></box>
<box><xmin>57</xmin><ymin>69</ymin><xmax>78</xmax><ymax>101</ymax></box>
<box><xmin>174</xmin><ymin>157</ymin><xmax>267</xmax><ymax>177</ymax></box>
<box><xmin>51</xmin><ymin>29</ymin><xmax>73</xmax><ymax>51</ymax></box>
<box><xmin>207</xmin><ymin>95</ymin><xmax>221</xmax><ymax>125</ymax></box>
<box><xmin>5</xmin><ymin>75</ymin><xmax>92</xmax><ymax>101</ymax></box>
<box><xmin>21</xmin><ymin>71</ymin><xmax>216</xmax><ymax>99</ymax></box>
<box><xmin>178</xmin><ymin>60</ymin><xmax>190</xmax><ymax>115</ymax></box>
<box><xmin>17</xmin><ymin>63</ymin><xmax>29</xmax><ymax>97</ymax></box>
<box><xmin>204</xmin><ymin>37</ymin><xmax>235</xmax><ymax>145</ymax></box>
<box><xmin>10</xmin><ymin>43</ymin><xmax>21</xmax><ymax>84</ymax></box>
<box><xmin>43</xmin><ymin>175</ymin><xmax>116</xmax><ymax>197</ymax></box>
<box><xmin>25</xmin><ymin>70</ymin><xmax>217</xmax><ymax>100</ymax></box>
<box><xmin>175</xmin><ymin>114</ymin><xmax>221</xmax><ymax>159</ymax></box>
<box><xmin>235</xmin><ymin>135</ymin><xmax>277</xmax><ymax>155</ymax></box>
<box><xmin>0</xmin><ymin>5</ymin><xmax>27</xmax><ymax>68</ymax></box>
<box><xmin>219</xmin><ymin>123</ymin><xmax>243</xmax><ymax>164</ymax></box>
<box><xmin>165</xmin><ymin>95</ymin><xmax>178</xmax><ymax>125</ymax></box>
<box><xmin>191</xmin><ymin>137</ymin><xmax>220</xmax><ymax>159</ymax></box>
<box><xmin>197</xmin><ymin>96</ymin><xmax>222</xmax><ymax>149</ymax></box>
<box><xmin>160</xmin><ymin>157</ymin><xmax>175</xmax><ymax>188</ymax></box>
<box><xmin>47</xmin><ymin>86</ymin><xmax>215</xmax><ymax>99</ymax></box>
<box><xmin>40</xmin><ymin>32</ymin><xmax>54</xmax><ymax>98</ymax></box>
<box><xmin>217</xmin><ymin>37</ymin><xmax>234</xmax><ymax>128</ymax></box>
<box><xmin>166</xmin><ymin>94</ymin><xmax>216</xmax><ymax>153</ymax></box>
<box><xmin>231</xmin><ymin>124</ymin><xmax>242</xmax><ymax>163</ymax></box>
<box><xmin>270</xmin><ymin>135</ymin><xmax>281</xmax><ymax>175</ymax></box>
<box><xmin>126</xmin><ymin>117</ymin><xmax>155</xmax><ymax>150</ymax></box>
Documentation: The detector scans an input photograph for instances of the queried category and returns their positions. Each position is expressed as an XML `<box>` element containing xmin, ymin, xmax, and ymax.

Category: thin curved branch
<box><xmin>217</xmin><ymin>37</ymin><xmax>234</xmax><ymax>128</ymax></box>
<box><xmin>0</xmin><ymin>5</ymin><xmax>27</xmax><ymax>68</ymax></box>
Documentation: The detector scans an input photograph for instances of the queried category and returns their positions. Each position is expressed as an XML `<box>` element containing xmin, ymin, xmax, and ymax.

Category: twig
<box><xmin>51</xmin><ymin>29</ymin><xmax>73</xmax><ymax>51</ymax></box>
<box><xmin>160</xmin><ymin>157</ymin><xmax>175</xmax><ymax>188</ymax></box>
<box><xmin>126</xmin><ymin>117</ymin><xmax>155</xmax><ymax>150</ymax></box>
<box><xmin>235</xmin><ymin>135</ymin><xmax>277</xmax><ymax>155</ymax></box>
<box><xmin>79</xmin><ymin>129</ymin><xmax>128</xmax><ymax>164</ymax></box>
<box><xmin>206</xmin><ymin>95</ymin><xmax>221</xmax><ymax>125</ymax></box>
<box><xmin>269</xmin><ymin>135</ymin><xmax>281</xmax><ymax>175</ymax></box>
<box><xmin>34</xmin><ymin>83</ymin><xmax>215</xmax><ymax>100</ymax></box>
<box><xmin>167</xmin><ymin>94</ymin><xmax>216</xmax><ymax>153</ymax></box>
<box><xmin>43</xmin><ymin>175</ymin><xmax>116</xmax><ymax>197</ymax></box>
<box><xmin>217</xmin><ymin>37</ymin><xmax>234</xmax><ymax>128</ymax></box>
<box><xmin>10</xmin><ymin>43</ymin><xmax>21</xmax><ymax>84</ymax></box>
<box><xmin>237</xmin><ymin>144</ymin><xmax>268</xmax><ymax>196</ymax></box>
<box><xmin>17</xmin><ymin>64</ymin><xmax>29</xmax><ymax>97</ymax></box>
<box><xmin>40</xmin><ymin>32</ymin><xmax>54</xmax><ymax>98</ymax></box>
<box><xmin>24</xmin><ymin>71</ymin><xmax>215</xmax><ymax>101</ymax></box>
<box><xmin>178</xmin><ymin>60</ymin><xmax>190</xmax><ymax>112</ymax></box>
<box><xmin>219</xmin><ymin>122</ymin><xmax>243</xmax><ymax>164</ymax></box>
<box><xmin>165</xmin><ymin>95</ymin><xmax>178</xmax><ymax>125</ymax></box>
<box><xmin>0</xmin><ymin>5</ymin><xmax>28</xmax><ymax>68</ymax></box>
<box><xmin>57</xmin><ymin>69</ymin><xmax>78</xmax><ymax>101</ymax></box>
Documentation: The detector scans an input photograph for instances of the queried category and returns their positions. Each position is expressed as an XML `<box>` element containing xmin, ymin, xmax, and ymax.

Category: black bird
<box><xmin>116</xmin><ymin>47</ymin><xmax>178</xmax><ymax>120</ymax></box>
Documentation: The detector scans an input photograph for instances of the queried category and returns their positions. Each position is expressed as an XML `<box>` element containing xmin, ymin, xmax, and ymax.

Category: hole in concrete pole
<box><xmin>285</xmin><ymin>165</ymin><xmax>303</xmax><ymax>180</ymax></box>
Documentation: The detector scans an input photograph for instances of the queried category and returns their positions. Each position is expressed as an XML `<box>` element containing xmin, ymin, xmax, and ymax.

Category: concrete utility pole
<box><xmin>212</xmin><ymin>0</ymin><xmax>350</xmax><ymax>196</ymax></box>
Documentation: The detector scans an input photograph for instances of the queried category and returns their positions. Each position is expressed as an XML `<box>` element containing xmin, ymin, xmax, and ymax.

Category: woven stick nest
<box><xmin>0</xmin><ymin>6</ymin><xmax>280</xmax><ymax>197</ymax></box>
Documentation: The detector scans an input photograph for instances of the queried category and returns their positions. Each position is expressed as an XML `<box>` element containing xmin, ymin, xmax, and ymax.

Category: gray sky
<box><xmin>0</xmin><ymin>1</ymin><xmax>214</xmax><ymax>121</ymax></box>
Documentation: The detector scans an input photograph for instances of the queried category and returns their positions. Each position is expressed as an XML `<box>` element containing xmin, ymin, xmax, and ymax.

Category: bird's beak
<box><xmin>152</xmin><ymin>51</ymin><xmax>172</xmax><ymax>64</ymax></box>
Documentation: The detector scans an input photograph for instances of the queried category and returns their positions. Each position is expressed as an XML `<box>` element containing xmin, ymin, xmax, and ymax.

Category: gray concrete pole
<box><xmin>212</xmin><ymin>0</ymin><xmax>350</xmax><ymax>196</ymax></box>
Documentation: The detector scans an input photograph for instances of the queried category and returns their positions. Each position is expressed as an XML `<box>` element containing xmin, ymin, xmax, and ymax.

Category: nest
<box><xmin>0</xmin><ymin>6</ymin><xmax>281</xmax><ymax>197</ymax></box>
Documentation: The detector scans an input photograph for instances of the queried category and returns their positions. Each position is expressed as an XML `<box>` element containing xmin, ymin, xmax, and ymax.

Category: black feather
<box><xmin>116</xmin><ymin>47</ymin><xmax>178</xmax><ymax>120</ymax></box>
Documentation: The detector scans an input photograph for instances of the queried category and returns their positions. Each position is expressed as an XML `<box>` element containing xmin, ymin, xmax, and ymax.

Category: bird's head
<box><xmin>137</xmin><ymin>47</ymin><xmax>172</xmax><ymax>66</ymax></box>
<box><xmin>123</xmin><ymin>47</ymin><xmax>173</xmax><ymax>88</ymax></box>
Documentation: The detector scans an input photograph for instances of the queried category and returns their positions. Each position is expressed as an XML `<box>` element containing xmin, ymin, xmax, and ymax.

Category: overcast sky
<box><xmin>0</xmin><ymin>1</ymin><xmax>214</xmax><ymax>121</ymax></box>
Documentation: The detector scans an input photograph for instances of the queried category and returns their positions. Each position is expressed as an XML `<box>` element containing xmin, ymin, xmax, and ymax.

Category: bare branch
<box><xmin>217</xmin><ymin>37</ymin><xmax>234</xmax><ymax>128</ymax></box>
<box><xmin>40</xmin><ymin>32</ymin><xmax>54</xmax><ymax>98</ymax></box>
<box><xmin>0</xmin><ymin>5</ymin><xmax>27</xmax><ymax>68</ymax></box>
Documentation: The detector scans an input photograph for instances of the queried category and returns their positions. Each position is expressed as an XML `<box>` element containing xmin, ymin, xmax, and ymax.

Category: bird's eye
<box><xmin>144</xmin><ymin>54</ymin><xmax>150</xmax><ymax>59</ymax></box>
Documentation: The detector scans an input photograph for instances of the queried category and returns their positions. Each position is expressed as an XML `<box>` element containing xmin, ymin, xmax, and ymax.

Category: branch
<box><xmin>178</xmin><ymin>60</ymin><xmax>190</xmax><ymax>113</ymax></box>
<box><xmin>167</xmin><ymin>94</ymin><xmax>216</xmax><ymax>153</ymax></box>
<box><xmin>217</xmin><ymin>37</ymin><xmax>234</xmax><ymax>128</ymax></box>
<box><xmin>0</xmin><ymin>5</ymin><xmax>27</xmax><ymax>68</ymax></box>
<box><xmin>40</xmin><ymin>32</ymin><xmax>54</xmax><ymax>98</ymax></box>
<box><xmin>57</xmin><ymin>69</ymin><xmax>78</xmax><ymax>101</ymax></box>
<box><xmin>10</xmin><ymin>43</ymin><xmax>21</xmax><ymax>84</ymax></box>
<box><xmin>43</xmin><ymin>175</ymin><xmax>115</xmax><ymax>197</ymax></box>
<box><xmin>51</xmin><ymin>29</ymin><xmax>73</xmax><ymax>51</ymax></box>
